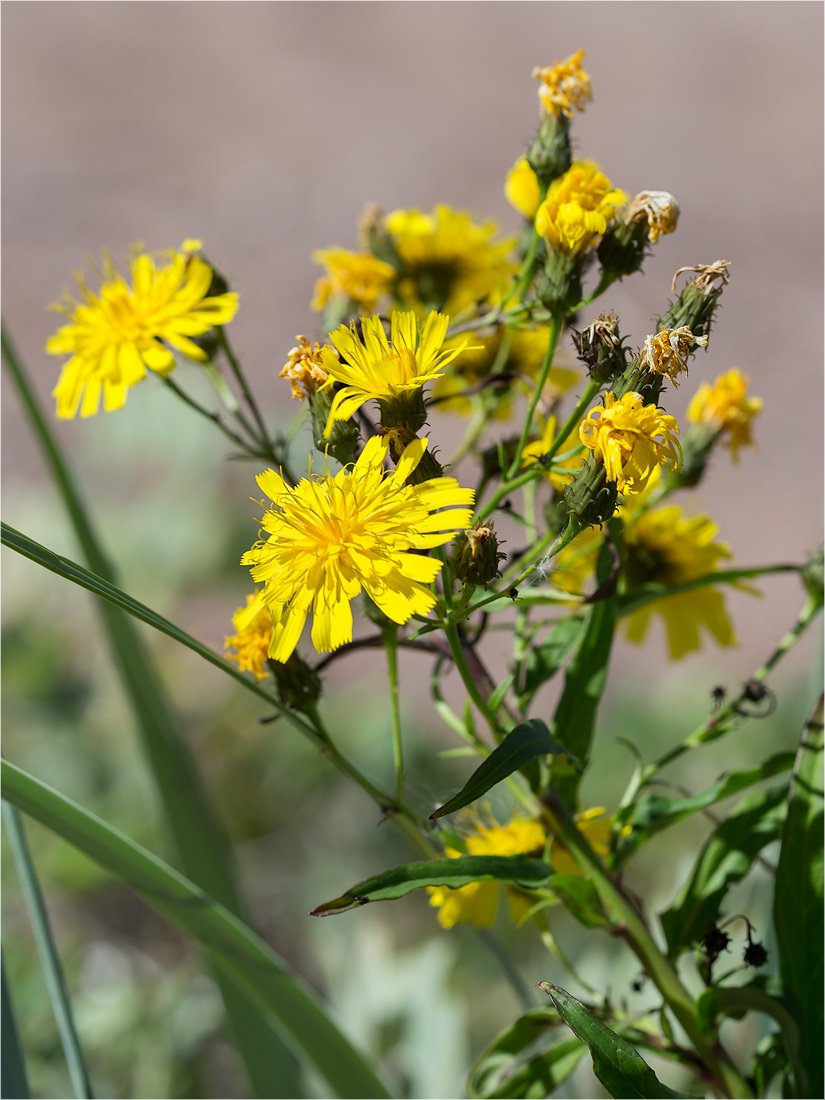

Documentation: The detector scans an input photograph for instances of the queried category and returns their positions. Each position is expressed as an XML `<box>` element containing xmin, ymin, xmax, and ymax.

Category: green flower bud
<box><xmin>562</xmin><ymin>453</ymin><xmax>618</xmax><ymax>531</ymax></box>
<box><xmin>451</xmin><ymin>520</ymin><xmax>506</xmax><ymax>587</ymax></box>
<box><xmin>308</xmin><ymin>386</ymin><xmax>360</xmax><ymax>467</ymax></box>
<box><xmin>267</xmin><ymin>652</ymin><xmax>322</xmax><ymax>713</ymax></box>
<box><xmin>571</xmin><ymin>313</ymin><xmax>629</xmax><ymax>385</ymax></box>
<box><xmin>802</xmin><ymin>546</ymin><xmax>824</xmax><ymax>609</ymax></box>
<box><xmin>383</xmin><ymin>425</ymin><xmax>443</xmax><ymax>485</ymax></box>
<box><xmin>596</xmin><ymin>217</ymin><xmax>648</xmax><ymax>284</ymax></box>
<box><xmin>526</xmin><ymin>114</ymin><xmax>572</xmax><ymax>188</ymax></box>
<box><xmin>535</xmin><ymin>249</ymin><xmax>583</xmax><ymax>317</ymax></box>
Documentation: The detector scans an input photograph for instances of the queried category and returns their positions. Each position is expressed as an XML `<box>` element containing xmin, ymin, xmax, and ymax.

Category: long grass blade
<box><xmin>1</xmin><ymin>760</ymin><xmax>392</xmax><ymax>1100</ymax></box>
<box><xmin>2</xmin><ymin>953</ymin><xmax>32</xmax><ymax>1100</ymax></box>
<box><xmin>2</xmin><ymin>325</ymin><xmax>303</xmax><ymax>1096</ymax></box>
<box><xmin>2</xmin><ymin>802</ymin><xmax>94</xmax><ymax>1098</ymax></box>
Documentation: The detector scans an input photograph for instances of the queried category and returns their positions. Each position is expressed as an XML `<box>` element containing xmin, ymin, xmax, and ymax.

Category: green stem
<box><xmin>443</xmin><ymin>618</ymin><xmax>506</xmax><ymax>742</ymax></box>
<box><xmin>476</xmin><ymin>468</ymin><xmax>543</xmax><ymax>523</ymax></box>
<box><xmin>542</xmin><ymin>791</ymin><xmax>754</xmax><ymax>1099</ymax></box>
<box><xmin>217</xmin><ymin>327</ymin><xmax>278</xmax><ymax>462</ymax></box>
<box><xmin>160</xmin><ymin>375</ymin><xmax>260</xmax><ymax>455</ymax></box>
<box><xmin>3</xmin><ymin>802</ymin><xmax>95</xmax><ymax>1099</ymax></box>
<box><xmin>383</xmin><ymin>627</ymin><xmax>404</xmax><ymax>806</ymax></box>
<box><xmin>505</xmin><ymin>314</ymin><xmax>563</xmax><ymax>480</ymax></box>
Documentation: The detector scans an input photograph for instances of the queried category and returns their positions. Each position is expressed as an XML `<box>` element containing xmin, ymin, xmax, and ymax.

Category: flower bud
<box><xmin>267</xmin><ymin>652</ymin><xmax>322</xmax><ymax>713</ymax></box>
<box><xmin>625</xmin><ymin>191</ymin><xmax>679</xmax><ymax>243</ymax></box>
<box><xmin>596</xmin><ymin>216</ymin><xmax>649</xmax><ymax>284</ymax></box>
<box><xmin>561</xmin><ymin>454</ymin><xmax>618</xmax><ymax>531</ymax></box>
<box><xmin>382</xmin><ymin>425</ymin><xmax>444</xmax><ymax>485</ymax></box>
<box><xmin>526</xmin><ymin>114</ymin><xmax>572</xmax><ymax>188</ymax></box>
<box><xmin>451</xmin><ymin>520</ymin><xmax>506</xmax><ymax>587</ymax></box>
<box><xmin>535</xmin><ymin>249</ymin><xmax>583</xmax><ymax>317</ymax></box>
<box><xmin>802</xmin><ymin>546</ymin><xmax>824</xmax><ymax>609</ymax></box>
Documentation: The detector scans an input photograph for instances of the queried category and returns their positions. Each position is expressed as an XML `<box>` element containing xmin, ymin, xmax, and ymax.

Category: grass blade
<box><xmin>2</xmin><ymin>953</ymin><xmax>31</xmax><ymax>1100</ymax></box>
<box><xmin>2</xmin><ymin>802</ymin><xmax>94</xmax><ymax>1098</ymax></box>
<box><xmin>2</xmin><ymin>326</ymin><xmax>303</xmax><ymax>1096</ymax></box>
<box><xmin>1</xmin><ymin>759</ymin><xmax>392</xmax><ymax>1100</ymax></box>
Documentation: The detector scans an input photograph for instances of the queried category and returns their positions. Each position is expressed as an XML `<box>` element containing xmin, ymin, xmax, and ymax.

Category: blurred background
<box><xmin>2</xmin><ymin>4</ymin><xmax>823</xmax><ymax>1098</ymax></box>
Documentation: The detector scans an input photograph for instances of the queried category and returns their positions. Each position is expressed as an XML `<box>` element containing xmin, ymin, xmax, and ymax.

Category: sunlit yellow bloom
<box><xmin>522</xmin><ymin>414</ymin><xmax>585</xmax><ymax>492</ymax></box>
<box><xmin>535</xmin><ymin>162</ymin><xmax>626</xmax><ymax>254</ymax></box>
<box><xmin>279</xmin><ymin>335</ymin><xmax>330</xmax><ymax>400</ymax></box>
<box><xmin>580</xmin><ymin>391</ymin><xmax>681</xmax><ymax>494</ymax></box>
<box><xmin>224</xmin><ymin>592</ymin><xmax>273</xmax><ymax>681</ymax></box>
<box><xmin>432</xmin><ymin>327</ymin><xmax>579</xmax><ymax>418</ymax></box>
<box><xmin>242</xmin><ymin>435</ymin><xmax>474</xmax><ymax>662</ymax></box>
<box><xmin>310</xmin><ymin>248</ymin><xmax>396</xmax><ymax>314</ymax></box>
<box><xmin>320</xmin><ymin>311</ymin><xmax>470</xmax><ymax>435</ymax></box>
<box><xmin>428</xmin><ymin>815</ymin><xmax>546</xmax><ymax>929</ymax></box>
<box><xmin>532</xmin><ymin>50</ymin><xmax>592</xmax><ymax>118</ymax></box>
<box><xmin>505</xmin><ymin>157</ymin><xmax>542</xmax><ymax>219</ymax></box>
<box><xmin>687</xmin><ymin>368</ymin><xmax>763</xmax><ymax>462</ymax></box>
<box><xmin>620</xmin><ymin>485</ymin><xmax>741</xmax><ymax>659</ymax></box>
<box><xmin>548</xmin><ymin>808</ymin><xmax>614</xmax><ymax>876</ymax></box>
<box><xmin>46</xmin><ymin>242</ymin><xmax>238</xmax><ymax>419</ymax></box>
<box><xmin>385</xmin><ymin>205</ymin><xmax>516</xmax><ymax>314</ymax></box>
<box><xmin>625</xmin><ymin>191</ymin><xmax>680</xmax><ymax>243</ymax></box>
<box><xmin>639</xmin><ymin>324</ymin><xmax>708</xmax><ymax>388</ymax></box>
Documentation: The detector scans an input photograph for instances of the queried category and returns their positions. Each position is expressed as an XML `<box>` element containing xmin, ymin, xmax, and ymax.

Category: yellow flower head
<box><xmin>625</xmin><ymin>191</ymin><xmax>680</xmax><ymax>244</ymax></box>
<box><xmin>241</xmin><ymin>435</ymin><xmax>474</xmax><ymax>662</ymax></box>
<box><xmin>532</xmin><ymin>50</ymin><xmax>592</xmax><ymax>118</ymax></box>
<box><xmin>320</xmin><ymin>311</ymin><xmax>469</xmax><ymax>435</ymax></box>
<box><xmin>432</xmin><ymin>327</ymin><xmax>579</xmax><ymax>418</ymax></box>
<box><xmin>687</xmin><ymin>368</ymin><xmax>763</xmax><ymax>462</ymax></box>
<box><xmin>639</xmin><ymin>324</ymin><xmax>708</xmax><ymax>388</ymax></box>
<box><xmin>580</xmin><ymin>391</ymin><xmax>681</xmax><ymax>494</ymax></box>
<box><xmin>280</xmin><ymin>335</ymin><xmax>330</xmax><ymax>401</ymax></box>
<box><xmin>505</xmin><ymin>157</ymin><xmax>542</xmax><ymax>219</ymax></box>
<box><xmin>46</xmin><ymin>241</ymin><xmax>239</xmax><ymax>419</ymax></box>
<box><xmin>385</xmin><ymin>205</ymin><xmax>517</xmax><ymax>314</ymax></box>
<box><xmin>621</xmin><ymin>487</ymin><xmax>741</xmax><ymax>659</ymax></box>
<box><xmin>310</xmin><ymin>248</ymin><xmax>396</xmax><ymax>314</ymax></box>
<box><xmin>224</xmin><ymin>592</ymin><xmax>273</xmax><ymax>681</ymax></box>
<box><xmin>428</xmin><ymin>814</ymin><xmax>546</xmax><ymax>930</ymax></box>
<box><xmin>522</xmin><ymin>414</ymin><xmax>585</xmax><ymax>492</ymax></box>
<box><xmin>535</xmin><ymin>162</ymin><xmax>626</xmax><ymax>255</ymax></box>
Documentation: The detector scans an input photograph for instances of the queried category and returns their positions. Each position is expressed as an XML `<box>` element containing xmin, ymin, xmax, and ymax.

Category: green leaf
<box><xmin>617</xmin><ymin>752</ymin><xmax>795</xmax><ymax>866</ymax></box>
<box><xmin>749</xmin><ymin>1033</ymin><xmax>786</xmax><ymax>1098</ymax></box>
<box><xmin>551</xmin><ymin>596</ymin><xmax>615</xmax><ymax>809</ymax></box>
<box><xmin>537</xmin><ymin>985</ymin><xmax>698</xmax><ymax>1098</ymax></box>
<box><xmin>615</xmin><ymin>564</ymin><xmax>798</xmax><ymax>618</ymax></box>
<box><xmin>431</xmin><ymin>720</ymin><xmax>567</xmax><ymax>819</ymax></box>
<box><xmin>774</xmin><ymin>694</ymin><xmax>823</xmax><ymax>1098</ymax></box>
<box><xmin>515</xmin><ymin>616</ymin><xmax>586</xmax><ymax>713</ymax></box>
<box><xmin>311</xmin><ymin>854</ymin><xmax>554</xmax><ymax>916</ymax></box>
<box><xmin>2</xmin><ymin>954</ymin><xmax>31</xmax><ymax>1100</ymax></box>
<box><xmin>547</xmin><ymin>874</ymin><xmax>609</xmax><ymax>929</ymax></box>
<box><xmin>1</xmin><ymin>759</ymin><xmax>391</xmax><ymax>1100</ymax></box>
<box><xmin>2</xmin><ymin>802</ymin><xmax>94</xmax><ymax>1098</ymax></box>
<box><xmin>660</xmin><ymin>785</ymin><xmax>788</xmax><ymax>958</ymax></box>
<box><xmin>467</xmin><ymin>1008</ymin><xmax>585</xmax><ymax>1100</ymax></box>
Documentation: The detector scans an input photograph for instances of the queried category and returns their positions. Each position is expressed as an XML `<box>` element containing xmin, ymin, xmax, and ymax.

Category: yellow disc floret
<box><xmin>46</xmin><ymin>242</ymin><xmax>239</xmax><ymax>419</ymax></box>
<box><xmin>241</xmin><ymin>435</ymin><xmax>474</xmax><ymax>662</ymax></box>
<box><xmin>580</xmin><ymin>391</ymin><xmax>681</xmax><ymax>494</ymax></box>
<box><xmin>532</xmin><ymin>50</ymin><xmax>592</xmax><ymax>118</ymax></box>
<box><xmin>535</xmin><ymin>162</ymin><xmax>626</xmax><ymax>255</ymax></box>
<box><xmin>688</xmin><ymin>368</ymin><xmax>763</xmax><ymax>462</ymax></box>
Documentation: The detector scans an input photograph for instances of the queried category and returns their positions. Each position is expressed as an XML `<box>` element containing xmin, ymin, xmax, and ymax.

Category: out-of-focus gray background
<box><xmin>2</xmin><ymin>5</ymin><xmax>823</xmax><ymax>1098</ymax></box>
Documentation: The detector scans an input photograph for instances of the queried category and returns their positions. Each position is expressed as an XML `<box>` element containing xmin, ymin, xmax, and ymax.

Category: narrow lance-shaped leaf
<box><xmin>311</xmin><ymin>855</ymin><xmax>554</xmax><ymax>916</ymax></box>
<box><xmin>537</xmin><ymin>984</ymin><xmax>698</xmax><ymax>1099</ymax></box>
<box><xmin>661</xmin><ymin>784</ymin><xmax>788</xmax><ymax>958</ymax></box>
<box><xmin>431</xmin><ymin>719</ymin><xmax>568</xmax><ymax>820</ymax></box>
<box><xmin>774</xmin><ymin>693</ymin><xmax>823</xmax><ymax>1099</ymax></box>
<box><xmin>1</xmin><ymin>759</ymin><xmax>391</xmax><ymax>1100</ymax></box>
<box><xmin>2</xmin><ymin>954</ymin><xmax>31</xmax><ymax>1100</ymax></box>
<box><xmin>616</xmin><ymin>752</ymin><xmax>795</xmax><ymax>866</ymax></box>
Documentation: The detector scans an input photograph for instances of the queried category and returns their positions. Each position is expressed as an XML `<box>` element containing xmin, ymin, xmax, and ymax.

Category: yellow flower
<box><xmin>428</xmin><ymin>815</ymin><xmax>546</xmax><ymax>930</ymax></box>
<box><xmin>687</xmin><ymin>368</ymin><xmax>763</xmax><ymax>462</ymax></box>
<box><xmin>505</xmin><ymin>157</ymin><xmax>542</xmax><ymax>219</ymax></box>
<box><xmin>432</xmin><ymin>327</ymin><xmax>579</xmax><ymax>418</ymax></box>
<box><xmin>535</xmin><ymin>162</ymin><xmax>626</xmax><ymax>254</ymax></box>
<box><xmin>620</xmin><ymin>488</ymin><xmax>741</xmax><ymax>659</ymax></box>
<box><xmin>279</xmin><ymin>335</ymin><xmax>330</xmax><ymax>400</ymax></box>
<box><xmin>522</xmin><ymin>414</ymin><xmax>585</xmax><ymax>492</ymax></box>
<box><xmin>241</xmin><ymin>435</ymin><xmax>474</xmax><ymax>662</ymax></box>
<box><xmin>639</xmin><ymin>324</ymin><xmax>708</xmax><ymax>388</ymax></box>
<box><xmin>310</xmin><ymin>248</ymin><xmax>396</xmax><ymax>314</ymax></box>
<box><xmin>320</xmin><ymin>310</ymin><xmax>470</xmax><ymax>435</ymax></box>
<box><xmin>532</xmin><ymin>50</ymin><xmax>592</xmax><ymax>118</ymax></box>
<box><xmin>548</xmin><ymin>808</ymin><xmax>613</xmax><ymax>876</ymax></box>
<box><xmin>550</xmin><ymin>528</ymin><xmax>602</xmax><ymax>595</ymax></box>
<box><xmin>580</xmin><ymin>391</ymin><xmax>681</xmax><ymax>494</ymax></box>
<box><xmin>46</xmin><ymin>242</ymin><xmax>238</xmax><ymax>419</ymax></box>
<box><xmin>385</xmin><ymin>205</ymin><xmax>517</xmax><ymax>314</ymax></box>
<box><xmin>625</xmin><ymin>191</ymin><xmax>680</xmax><ymax>243</ymax></box>
<box><xmin>224</xmin><ymin>592</ymin><xmax>273</xmax><ymax>681</ymax></box>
